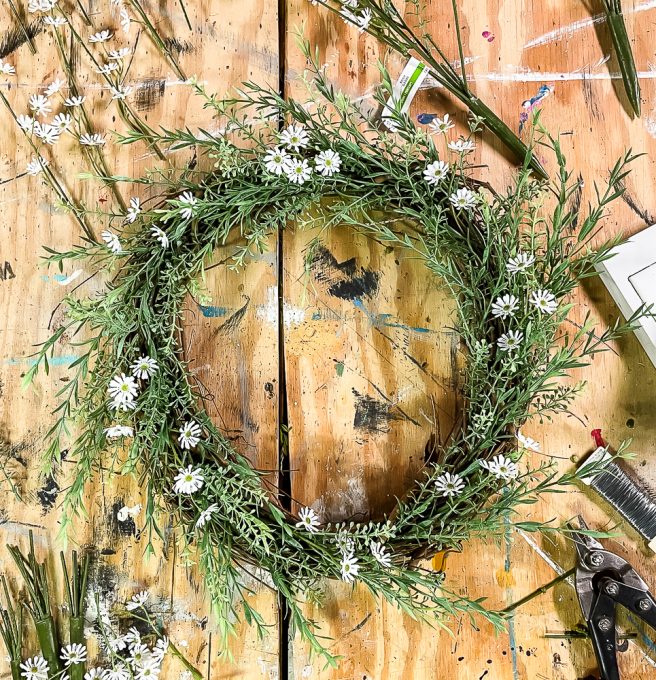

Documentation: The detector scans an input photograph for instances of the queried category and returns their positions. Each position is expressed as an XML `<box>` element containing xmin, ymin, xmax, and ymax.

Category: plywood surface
<box><xmin>2</xmin><ymin>1</ymin><xmax>656</xmax><ymax>679</ymax></box>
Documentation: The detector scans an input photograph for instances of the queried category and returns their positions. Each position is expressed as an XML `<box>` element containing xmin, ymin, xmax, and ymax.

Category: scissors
<box><xmin>569</xmin><ymin>515</ymin><xmax>656</xmax><ymax>680</ymax></box>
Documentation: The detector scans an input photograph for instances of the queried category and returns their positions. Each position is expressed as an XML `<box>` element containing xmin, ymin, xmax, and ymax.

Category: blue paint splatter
<box><xmin>519</xmin><ymin>84</ymin><xmax>554</xmax><ymax>133</ymax></box>
<box><xmin>352</xmin><ymin>299</ymin><xmax>430</xmax><ymax>334</ymax></box>
<box><xmin>198</xmin><ymin>304</ymin><xmax>229</xmax><ymax>318</ymax></box>
<box><xmin>417</xmin><ymin>113</ymin><xmax>438</xmax><ymax>124</ymax></box>
<box><xmin>627</xmin><ymin>613</ymin><xmax>656</xmax><ymax>661</ymax></box>
<box><xmin>4</xmin><ymin>354</ymin><xmax>79</xmax><ymax>367</ymax></box>
<box><xmin>41</xmin><ymin>274</ymin><xmax>69</xmax><ymax>283</ymax></box>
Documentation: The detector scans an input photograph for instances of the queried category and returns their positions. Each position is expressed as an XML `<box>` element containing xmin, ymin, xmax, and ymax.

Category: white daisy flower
<box><xmin>84</xmin><ymin>668</ymin><xmax>103</xmax><ymax>679</ymax></box>
<box><xmin>108</xmin><ymin>47</ymin><xmax>131</xmax><ymax>60</ymax></box>
<box><xmin>126</xmin><ymin>590</ymin><xmax>149</xmax><ymax>611</ymax></box>
<box><xmin>0</xmin><ymin>60</ymin><xmax>15</xmax><ymax>75</ymax></box>
<box><xmin>101</xmin><ymin>665</ymin><xmax>130</xmax><ymax>680</ymax></box>
<box><xmin>44</xmin><ymin>15</ymin><xmax>67</xmax><ymax>26</ymax></box>
<box><xmin>111</xmin><ymin>85</ymin><xmax>134</xmax><ymax>100</ymax></box>
<box><xmin>196</xmin><ymin>503</ymin><xmax>219</xmax><ymax>529</ymax></box>
<box><xmin>173</xmin><ymin>465</ymin><xmax>204</xmax><ymax>494</ymax></box>
<box><xmin>263</xmin><ymin>146</ymin><xmax>292</xmax><ymax>175</ymax></box>
<box><xmin>89</xmin><ymin>30</ymin><xmax>113</xmax><ymax>43</ymax></box>
<box><xmin>178</xmin><ymin>420</ymin><xmax>202</xmax><ymax>449</ymax></box>
<box><xmin>279</xmin><ymin>123</ymin><xmax>309</xmax><ymax>150</ymax></box>
<box><xmin>423</xmin><ymin>160</ymin><xmax>449</xmax><ymax>185</ymax></box>
<box><xmin>52</xmin><ymin>112</ymin><xmax>72</xmax><ymax>130</ymax></box>
<box><xmin>28</xmin><ymin>0</ymin><xmax>57</xmax><ymax>11</ymax></box>
<box><xmin>134</xmin><ymin>659</ymin><xmax>160</xmax><ymax>678</ymax></box>
<box><xmin>123</xmin><ymin>627</ymin><xmax>141</xmax><ymax>646</ymax></box>
<box><xmin>296</xmin><ymin>506</ymin><xmax>320</xmax><ymax>533</ymax></box>
<box><xmin>286</xmin><ymin>158</ymin><xmax>312</xmax><ymax>184</ymax></box>
<box><xmin>61</xmin><ymin>643</ymin><xmax>87</xmax><ymax>666</ymax></box>
<box><xmin>29</xmin><ymin>94</ymin><xmax>52</xmax><ymax>117</ymax></box>
<box><xmin>125</xmin><ymin>197</ymin><xmax>141</xmax><ymax>223</ymax></box>
<box><xmin>370</xmin><ymin>541</ymin><xmax>392</xmax><ymax>568</ymax></box>
<box><xmin>497</xmin><ymin>330</ymin><xmax>524</xmax><ymax>352</ymax></box>
<box><xmin>108</xmin><ymin>373</ymin><xmax>138</xmax><ymax>405</ymax></box>
<box><xmin>44</xmin><ymin>78</ymin><xmax>66</xmax><ymax>97</ymax></box>
<box><xmin>96</xmin><ymin>62</ymin><xmax>120</xmax><ymax>75</ymax></box>
<box><xmin>449</xmin><ymin>187</ymin><xmax>477</xmax><ymax>210</ymax></box>
<box><xmin>150</xmin><ymin>225</ymin><xmax>169</xmax><ymax>248</ymax></box>
<box><xmin>104</xmin><ymin>425</ymin><xmax>134</xmax><ymax>439</ymax></box>
<box><xmin>111</xmin><ymin>398</ymin><xmax>136</xmax><ymax>412</ymax></box>
<box><xmin>491</xmin><ymin>294</ymin><xmax>519</xmax><ymax>319</ymax></box>
<box><xmin>128</xmin><ymin>642</ymin><xmax>150</xmax><ymax>664</ymax></box>
<box><xmin>516</xmin><ymin>430</ymin><xmax>541</xmax><ymax>452</ymax></box>
<box><xmin>64</xmin><ymin>95</ymin><xmax>86</xmax><ymax>107</ymax></box>
<box><xmin>130</xmin><ymin>355</ymin><xmax>158</xmax><ymax>379</ymax></box>
<box><xmin>479</xmin><ymin>454</ymin><xmax>519</xmax><ymax>480</ymax></box>
<box><xmin>529</xmin><ymin>288</ymin><xmax>558</xmax><ymax>314</ymax></box>
<box><xmin>79</xmin><ymin>133</ymin><xmax>106</xmax><ymax>146</ymax></box>
<box><xmin>356</xmin><ymin>8</ymin><xmax>372</xmax><ymax>32</ymax></box>
<box><xmin>34</xmin><ymin>123</ymin><xmax>61</xmax><ymax>145</ymax></box>
<box><xmin>151</xmin><ymin>637</ymin><xmax>168</xmax><ymax>663</ymax></box>
<box><xmin>26</xmin><ymin>155</ymin><xmax>48</xmax><ymax>176</ymax></box>
<box><xmin>177</xmin><ymin>191</ymin><xmax>197</xmax><ymax>220</ymax></box>
<box><xmin>20</xmin><ymin>657</ymin><xmax>49</xmax><ymax>680</ymax></box>
<box><xmin>506</xmin><ymin>252</ymin><xmax>535</xmax><ymax>274</ymax></box>
<box><xmin>101</xmin><ymin>230</ymin><xmax>122</xmax><ymax>254</ymax></box>
<box><xmin>429</xmin><ymin>113</ymin><xmax>454</xmax><ymax>134</ymax></box>
<box><xmin>448</xmin><ymin>137</ymin><xmax>476</xmax><ymax>153</ymax></box>
<box><xmin>434</xmin><ymin>471</ymin><xmax>465</xmax><ymax>497</ymax></box>
<box><xmin>340</xmin><ymin>553</ymin><xmax>360</xmax><ymax>582</ymax></box>
<box><xmin>107</xmin><ymin>635</ymin><xmax>128</xmax><ymax>652</ymax></box>
<box><xmin>17</xmin><ymin>114</ymin><xmax>35</xmax><ymax>131</ymax></box>
<box><xmin>315</xmin><ymin>149</ymin><xmax>341</xmax><ymax>176</ymax></box>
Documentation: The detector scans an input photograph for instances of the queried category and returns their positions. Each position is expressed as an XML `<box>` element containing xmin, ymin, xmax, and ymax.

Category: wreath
<box><xmin>27</xmin><ymin>43</ymin><xmax>637</xmax><ymax>662</ymax></box>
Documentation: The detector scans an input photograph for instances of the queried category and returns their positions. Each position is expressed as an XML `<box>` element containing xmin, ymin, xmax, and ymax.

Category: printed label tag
<box><xmin>382</xmin><ymin>57</ymin><xmax>428</xmax><ymax>129</ymax></box>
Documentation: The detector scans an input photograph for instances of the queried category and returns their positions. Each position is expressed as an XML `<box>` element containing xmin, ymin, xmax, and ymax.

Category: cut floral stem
<box><xmin>602</xmin><ymin>0</ymin><xmax>641</xmax><ymax>117</ymax></box>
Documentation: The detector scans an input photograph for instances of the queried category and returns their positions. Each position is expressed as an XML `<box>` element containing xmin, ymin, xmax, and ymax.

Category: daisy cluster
<box><xmin>263</xmin><ymin>124</ymin><xmax>342</xmax><ymax>185</ymax></box>
<box><xmin>19</xmin><ymin>630</ymin><xmax>168</xmax><ymax>680</ymax></box>
<box><xmin>9</xmin><ymin>14</ymin><xmax>136</xmax><ymax>177</ymax></box>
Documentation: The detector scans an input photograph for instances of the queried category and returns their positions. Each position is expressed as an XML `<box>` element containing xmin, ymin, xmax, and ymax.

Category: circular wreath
<box><xmin>32</xmin><ymin>44</ymin><xmax>634</xmax><ymax>660</ymax></box>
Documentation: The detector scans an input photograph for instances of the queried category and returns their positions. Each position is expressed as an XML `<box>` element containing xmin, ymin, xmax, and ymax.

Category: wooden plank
<box><xmin>286</xmin><ymin>1</ymin><xmax>656</xmax><ymax>678</ymax></box>
<box><xmin>0</xmin><ymin>1</ymin><xmax>280</xmax><ymax>678</ymax></box>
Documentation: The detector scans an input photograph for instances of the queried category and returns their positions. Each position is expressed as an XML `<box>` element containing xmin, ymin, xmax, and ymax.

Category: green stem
<box><xmin>498</xmin><ymin>566</ymin><xmax>576</xmax><ymax>615</ymax></box>
<box><xmin>7</xmin><ymin>0</ymin><xmax>37</xmax><ymax>54</ymax></box>
<box><xmin>69</xmin><ymin>617</ymin><xmax>86</xmax><ymax>680</ymax></box>
<box><xmin>606</xmin><ymin>9</ymin><xmax>641</xmax><ymax>117</ymax></box>
<box><xmin>169</xmin><ymin>641</ymin><xmax>203</xmax><ymax>680</ymax></box>
<box><xmin>10</xmin><ymin>660</ymin><xmax>21</xmax><ymax>680</ymax></box>
<box><xmin>35</xmin><ymin>616</ymin><xmax>62</xmax><ymax>675</ymax></box>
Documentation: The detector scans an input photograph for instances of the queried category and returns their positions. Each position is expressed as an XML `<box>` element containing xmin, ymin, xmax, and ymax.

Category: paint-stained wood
<box><xmin>3</xmin><ymin>0</ymin><xmax>656</xmax><ymax>679</ymax></box>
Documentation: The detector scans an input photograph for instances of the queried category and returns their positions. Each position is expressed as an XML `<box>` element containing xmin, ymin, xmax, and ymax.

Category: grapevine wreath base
<box><xmin>28</xmin><ymin>44</ymin><xmax>639</xmax><ymax>661</ymax></box>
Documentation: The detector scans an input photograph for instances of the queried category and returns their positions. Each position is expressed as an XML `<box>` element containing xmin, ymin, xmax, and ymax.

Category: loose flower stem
<box><xmin>7</xmin><ymin>0</ymin><xmax>37</xmax><ymax>54</ymax></box>
<box><xmin>498</xmin><ymin>566</ymin><xmax>576</xmax><ymax>616</ymax></box>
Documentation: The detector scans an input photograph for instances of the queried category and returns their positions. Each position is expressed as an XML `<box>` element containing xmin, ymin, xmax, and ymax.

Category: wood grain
<box><xmin>3</xmin><ymin>0</ymin><xmax>656</xmax><ymax>678</ymax></box>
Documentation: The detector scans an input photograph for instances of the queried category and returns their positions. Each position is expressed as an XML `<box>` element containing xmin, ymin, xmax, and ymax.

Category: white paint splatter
<box><xmin>255</xmin><ymin>287</ymin><xmax>278</xmax><ymax>325</ymax></box>
<box><xmin>645</xmin><ymin>116</ymin><xmax>656</xmax><ymax>138</ymax></box>
<box><xmin>283</xmin><ymin>301</ymin><xmax>306</xmax><ymax>328</ymax></box>
<box><xmin>56</xmin><ymin>269</ymin><xmax>83</xmax><ymax>286</ymax></box>
<box><xmin>524</xmin><ymin>0</ymin><xmax>656</xmax><ymax>49</ymax></box>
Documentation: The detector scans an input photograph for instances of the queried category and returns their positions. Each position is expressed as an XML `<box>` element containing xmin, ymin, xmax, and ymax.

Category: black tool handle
<box><xmin>588</xmin><ymin>590</ymin><xmax>620</xmax><ymax>680</ymax></box>
<box><xmin>599</xmin><ymin>576</ymin><xmax>656</xmax><ymax>629</ymax></box>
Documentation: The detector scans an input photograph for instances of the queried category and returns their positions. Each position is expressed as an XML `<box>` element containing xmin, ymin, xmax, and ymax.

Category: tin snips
<box><xmin>569</xmin><ymin>515</ymin><xmax>656</xmax><ymax>680</ymax></box>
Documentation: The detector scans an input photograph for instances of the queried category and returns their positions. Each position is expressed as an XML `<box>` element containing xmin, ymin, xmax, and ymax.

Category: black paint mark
<box><xmin>621</xmin><ymin>188</ymin><xmax>654</xmax><ymax>226</ymax></box>
<box><xmin>310</xmin><ymin>246</ymin><xmax>380</xmax><ymax>301</ymax></box>
<box><xmin>352</xmin><ymin>389</ymin><xmax>403</xmax><ymax>433</ymax></box>
<box><xmin>36</xmin><ymin>449</ymin><xmax>67</xmax><ymax>514</ymax></box>
<box><xmin>134</xmin><ymin>78</ymin><xmax>166</xmax><ymax>112</ymax></box>
<box><xmin>0</xmin><ymin>262</ymin><xmax>16</xmax><ymax>281</ymax></box>
<box><xmin>164</xmin><ymin>37</ymin><xmax>195</xmax><ymax>54</ymax></box>
<box><xmin>0</xmin><ymin>20</ymin><xmax>42</xmax><ymax>59</ymax></box>
<box><xmin>215</xmin><ymin>296</ymin><xmax>249</xmax><ymax>334</ymax></box>
<box><xmin>110</xmin><ymin>499</ymin><xmax>136</xmax><ymax>538</ymax></box>
<box><xmin>264</xmin><ymin>382</ymin><xmax>274</xmax><ymax>399</ymax></box>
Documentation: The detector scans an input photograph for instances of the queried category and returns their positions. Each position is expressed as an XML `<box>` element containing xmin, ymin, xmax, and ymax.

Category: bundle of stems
<box><xmin>0</xmin><ymin>576</ymin><xmax>23</xmax><ymax>680</ymax></box>
<box><xmin>61</xmin><ymin>550</ymin><xmax>91</xmax><ymax>680</ymax></box>
<box><xmin>7</xmin><ymin>531</ymin><xmax>62</xmax><ymax>676</ymax></box>
<box><xmin>315</xmin><ymin>0</ymin><xmax>548</xmax><ymax>178</ymax></box>
<box><xmin>601</xmin><ymin>0</ymin><xmax>640</xmax><ymax>117</ymax></box>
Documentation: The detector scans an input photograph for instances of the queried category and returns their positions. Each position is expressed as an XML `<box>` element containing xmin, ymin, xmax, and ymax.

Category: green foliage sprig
<box><xmin>16</xmin><ymin>34</ymin><xmax>646</xmax><ymax>664</ymax></box>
